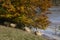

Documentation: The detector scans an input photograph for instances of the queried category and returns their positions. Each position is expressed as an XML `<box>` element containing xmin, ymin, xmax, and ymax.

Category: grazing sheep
<box><xmin>10</xmin><ymin>23</ymin><xmax>16</xmax><ymax>28</ymax></box>
<box><xmin>24</xmin><ymin>27</ymin><xmax>31</xmax><ymax>33</ymax></box>
<box><xmin>35</xmin><ymin>31</ymin><xmax>43</xmax><ymax>36</ymax></box>
<box><xmin>4</xmin><ymin>21</ymin><xmax>10</xmax><ymax>27</ymax></box>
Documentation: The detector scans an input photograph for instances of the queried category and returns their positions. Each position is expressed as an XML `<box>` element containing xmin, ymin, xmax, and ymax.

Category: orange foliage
<box><xmin>0</xmin><ymin>0</ymin><xmax>52</xmax><ymax>29</ymax></box>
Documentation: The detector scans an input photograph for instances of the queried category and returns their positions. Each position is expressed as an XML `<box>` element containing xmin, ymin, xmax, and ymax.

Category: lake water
<box><xmin>31</xmin><ymin>6</ymin><xmax>60</xmax><ymax>40</ymax></box>
<box><xmin>42</xmin><ymin>6</ymin><xmax>60</xmax><ymax>40</ymax></box>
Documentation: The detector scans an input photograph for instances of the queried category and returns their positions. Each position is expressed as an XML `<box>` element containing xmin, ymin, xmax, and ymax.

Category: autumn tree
<box><xmin>0</xmin><ymin>0</ymin><xmax>52</xmax><ymax>29</ymax></box>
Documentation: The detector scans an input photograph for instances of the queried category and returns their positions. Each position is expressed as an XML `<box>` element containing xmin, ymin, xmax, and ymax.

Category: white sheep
<box><xmin>24</xmin><ymin>27</ymin><xmax>31</xmax><ymax>33</ymax></box>
<box><xmin>35</xmin><ymin>31</ymin><xmax>43</xmax><ymax>36</ymax></box>
<box><xmin>10</xmin><ymin>23</ymin><xmax>16</xmax><ymax>28</ymax></box>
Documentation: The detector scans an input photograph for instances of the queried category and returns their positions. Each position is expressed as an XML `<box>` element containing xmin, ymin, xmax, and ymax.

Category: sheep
<box><xmin>34</xmin><ymin>31</ymin><xmax>43</xmax><ymax>36</ymax></box>
<box><xmin>4</xmin><ymin>21</ymin><xmax>16</xmax><ymax>28</ymax></box>
<box><xmin>10</xmin><ymin>23</ymin><xmax>17</xmax><ymax>28</ymax></box>
<box><xmin>24</xmin><ymin>27</ymin><xmax>31</xmax><ymax>33</ymax></box>
<box><xmin>4</xmin><ymin>21</ymin><xmax>10</xmax><ymax>27</ymax></box>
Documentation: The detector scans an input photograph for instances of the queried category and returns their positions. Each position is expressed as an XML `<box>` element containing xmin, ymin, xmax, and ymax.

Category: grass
<box><xmin>0</xmin><ymin>25</ymin><xmax>46</xmax><ymax>40</ymax></box>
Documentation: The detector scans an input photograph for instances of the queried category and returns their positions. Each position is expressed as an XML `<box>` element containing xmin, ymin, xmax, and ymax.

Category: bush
<box><xmin>0</xmin><ymin>0</ymin><xmax>52</xmax><ymax>29</ymax></box>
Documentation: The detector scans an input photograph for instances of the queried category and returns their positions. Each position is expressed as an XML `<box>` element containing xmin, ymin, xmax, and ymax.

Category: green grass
<box><xmin>0</xmin><ymin>25</ymin><xmax>46</xmax><ymax>40</ymax></box>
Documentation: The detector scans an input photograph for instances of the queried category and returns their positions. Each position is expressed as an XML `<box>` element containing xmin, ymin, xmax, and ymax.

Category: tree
<box><xmin>0</xmin><ymin>0</ymin><xmax>52</xmax><ymax>29</ymax></box>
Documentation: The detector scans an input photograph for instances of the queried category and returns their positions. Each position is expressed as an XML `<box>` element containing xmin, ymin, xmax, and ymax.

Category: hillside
<box><xmin>0</xmin><ymin>25</ymin><xmax>46</xmax><ymax>40</ymax></box>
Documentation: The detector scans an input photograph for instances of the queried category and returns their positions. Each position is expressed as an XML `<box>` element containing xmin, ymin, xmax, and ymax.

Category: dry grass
<box><xmin>0</xmin><ymin>25</ymin><xmax>46</xmax><ymax>40</ymax></box>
